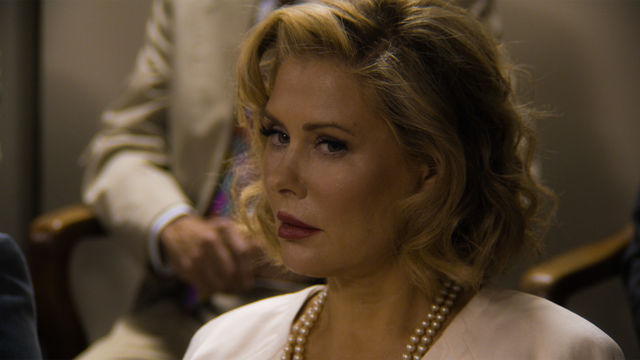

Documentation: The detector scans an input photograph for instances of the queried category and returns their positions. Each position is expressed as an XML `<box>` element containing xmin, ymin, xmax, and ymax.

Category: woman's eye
<box><xmin>317</xmin><ymin>138</ymin><xmax>347</xmax><ymax>154</ymax></box>
<box><xmin>260</xmin><ymin>126</ymin><xmax>289</xmax><ymax>146</ymax></box>
<box><xmin>274</xmin><ymin>131</ymin><xmax>289</xmax><ymax>145</ymax></box>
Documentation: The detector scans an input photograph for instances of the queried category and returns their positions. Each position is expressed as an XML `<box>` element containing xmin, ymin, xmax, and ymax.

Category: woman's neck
<box><xmin>306</xmin><ymin>266</ymin><xmax>435</xmax><ymax>359</ymax></box>
<box><xmin>326</xmin><ymin>269</ymin><xmax>427</xmax><ymax>328</ymax></box>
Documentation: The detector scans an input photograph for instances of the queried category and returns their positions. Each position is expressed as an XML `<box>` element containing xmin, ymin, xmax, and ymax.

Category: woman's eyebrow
<box><xmin>303</xmin><ymin>122</ymin><xmax>355</xmax><ymax>137</ymax></box>
<box><xmin>263</xmin><ymin>110</ymin><xmax>355</xmax><ymax>136</ymax></box>
<box><xmin>262</xmin><ymin>110</ymin><xmax>283</xmax><ymax>127</ymax></box>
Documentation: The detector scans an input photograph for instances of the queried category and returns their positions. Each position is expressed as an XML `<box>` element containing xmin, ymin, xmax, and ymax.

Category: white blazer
<box><xmin>185</xmin><ymin>285</ymin><xmax>624</xmax><ymax>359</ymax></box>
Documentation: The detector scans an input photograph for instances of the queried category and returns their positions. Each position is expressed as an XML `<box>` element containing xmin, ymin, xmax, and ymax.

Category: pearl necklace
<box><xmin>281</xmin><ymin>281</ymin><xmax>461</xmax><ymax>360</ymax></box>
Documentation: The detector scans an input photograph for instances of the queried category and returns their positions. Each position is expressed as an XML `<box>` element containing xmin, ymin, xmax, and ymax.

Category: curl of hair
<box><xmin>233</xmin><ymin>0</ymin><xmax>554</xmax><ymax>297</ymax></box>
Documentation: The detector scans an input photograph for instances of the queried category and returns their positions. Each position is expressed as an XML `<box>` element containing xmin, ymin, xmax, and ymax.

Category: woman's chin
<box><xmin>279</xmin><ymin>246</ymin><xmax>329</xmax><ymax>279</ymax></box>
<box><xmin>281</xmin><ymin>259</ymin><xmax>327</xmax><ymax>279</ymax></box>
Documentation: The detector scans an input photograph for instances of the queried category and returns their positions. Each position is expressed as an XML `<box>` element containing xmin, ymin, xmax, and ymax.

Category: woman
<box><xmin>185</xmin><ymin>0</ymin><xmax>624</xmax><ymax>359</ymax></box>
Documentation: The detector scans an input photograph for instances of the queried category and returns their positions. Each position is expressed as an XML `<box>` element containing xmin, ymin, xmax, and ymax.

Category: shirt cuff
<box><xmin>148</xmin><ymin>204</ymin><xmax>196</xmax><ymax>277</ymax></box>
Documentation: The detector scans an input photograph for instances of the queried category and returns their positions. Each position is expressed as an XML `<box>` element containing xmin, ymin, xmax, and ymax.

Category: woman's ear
<box><xmin>419</xmin><ymin>159</ymin><xmax>437</xmax><ymax>191</ymax></box>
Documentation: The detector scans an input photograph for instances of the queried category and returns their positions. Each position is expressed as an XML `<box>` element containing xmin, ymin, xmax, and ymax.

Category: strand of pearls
<box><xmin>281</xmin><ymin>289</ymin><xmax>328</xmax><ymax>360</ymax></box>
<box><xmin>281</xmin><ymin>281</ymin><xmax>461</xmax><ymax>360</ymax></box>
<box><xmin>401</xmin><ymin>281</ymin><xmax>461</xmax><ymax>360</ymax></box>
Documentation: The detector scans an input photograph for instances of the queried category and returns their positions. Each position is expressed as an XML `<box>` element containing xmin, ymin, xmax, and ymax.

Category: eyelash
<box><xmin>316</xmin><ymin>137</ymin><xmax>348</xmax><ymax>155</ymax></box>
<box><xmin>259</xmin><ymin>124</ymin><xmax>348</xmax><ymax>156</ymax></box>
<box><xmin>259</xmin><ymin>125</ymin><xmax>288</xmax><ymax>147</ymax></box>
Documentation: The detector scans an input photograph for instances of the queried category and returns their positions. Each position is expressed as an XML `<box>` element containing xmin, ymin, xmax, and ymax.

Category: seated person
<box><xmin>623</xmin><ymin>189</ymin><xmax>640</xmax><ymax>341</ymax></box>
<box><xmin>0</xmin><ymin>233</ymin><xmax>42</xmax><ymax>359</ymax></box>
<box><xmin>184</xmin><ymin>0</ymin><xmax>624</xmax><ymax>359</ymax></box>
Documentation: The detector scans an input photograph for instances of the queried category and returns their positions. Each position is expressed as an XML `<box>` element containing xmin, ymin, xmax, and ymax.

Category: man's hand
<box><xmin>159</xmin><ymin>215</ymin><xmax>258</xmax><ymax>296</ymax></box>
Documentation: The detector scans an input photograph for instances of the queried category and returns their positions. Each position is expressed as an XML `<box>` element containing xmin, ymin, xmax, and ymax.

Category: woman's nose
<box><xmin>264</xmin><ymin>147</ymin><xmax>307</xmax><ymax>199</ymax></box>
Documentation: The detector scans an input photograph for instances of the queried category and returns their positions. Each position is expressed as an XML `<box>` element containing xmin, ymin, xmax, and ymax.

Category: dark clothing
<box><xmin>623</xmin><ymin>190</ymin><xmax>640</xmax><ymax>342</ymax></box>
<box><xmin>0</xmin><ymin>233</ymin><xmax>42</xmax><ymax>359</ymax></box>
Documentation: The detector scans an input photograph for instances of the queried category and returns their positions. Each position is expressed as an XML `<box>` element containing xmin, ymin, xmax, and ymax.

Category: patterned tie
<box><xmin>208</xmin><ymin>126</ymin><xmax>248</xmax><ymax>218</ymax></box>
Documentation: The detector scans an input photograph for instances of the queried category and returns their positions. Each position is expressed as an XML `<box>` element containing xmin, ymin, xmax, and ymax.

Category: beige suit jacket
<box><xmin>82</xmin><ymin>0</ymin><xmax>263</xmax><ymax>264</ymax></box>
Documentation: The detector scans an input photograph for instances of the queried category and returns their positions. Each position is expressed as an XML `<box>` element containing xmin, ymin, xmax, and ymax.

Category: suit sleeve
<box><xmin>81</xmin><ymin>0</ymin><xmax>191</xmax><ymax>265</ymax></box>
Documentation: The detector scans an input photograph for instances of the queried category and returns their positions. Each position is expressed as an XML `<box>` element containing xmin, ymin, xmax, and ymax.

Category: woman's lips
<box><xmin>277</xmin><ymin>211</ymin><xmax>320</xmax><ymax>240</ymax></box>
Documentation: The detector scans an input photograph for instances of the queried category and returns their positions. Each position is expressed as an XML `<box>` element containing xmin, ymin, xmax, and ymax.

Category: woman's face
<box><xmin>262</xmin><ymin>56</ymin><xmax>426</xmax><ymax>280</ymax></box>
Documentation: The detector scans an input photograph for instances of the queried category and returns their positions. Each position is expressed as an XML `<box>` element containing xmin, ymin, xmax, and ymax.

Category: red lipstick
<box><xmin>277</xmin><ymin>211</ymin><xmax>320</xmax><ymax>240</ymax></box>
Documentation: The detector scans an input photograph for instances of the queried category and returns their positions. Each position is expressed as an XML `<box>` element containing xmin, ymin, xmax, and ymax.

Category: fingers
<box><xmin>159</xmin><ymin>215</ymin><xmax>258</xmax><ymax>296</ymax></box>
<box><xmin>201</xmin><ymin>228</ymin><xmax>237</xmax><ymax>289</ymax></box>
<box><xmin>160</xmin><ymin>219</ymin><xmax>224</xmax><ymax>294</ymax></box>
<box><xmin>184</xmin><ymin>234</ymin><xmax>228</xmax><ymax>295</ymax></box>
<box><xmin>210</xmin><ymin>218</ymin><xmax>258</xmax><ymax>290</ymax></box>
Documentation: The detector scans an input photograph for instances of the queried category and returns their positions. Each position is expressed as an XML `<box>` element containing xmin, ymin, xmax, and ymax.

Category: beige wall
<box><xmin>36</xmin><ymin>0</ymin><xmax>639</xmax><ymax>356</ymax></box>
<box><xmin>39</xmin><ymin>0</ymin><xmax>152</xmax><ymax>342</ymax></box>
<box><xmin>40</xmin><ymin>0</ymin><xmax>152</xmax><ymax>212</ymax></box>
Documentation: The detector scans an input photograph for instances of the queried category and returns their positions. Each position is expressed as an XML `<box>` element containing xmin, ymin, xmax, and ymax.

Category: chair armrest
<box><xmin>520</xmin><ymin>224</ymin><xmax>633</xmax><ymax>306</ymax></box>
<box><xmin>27</xmin><ymin>204</ymin><xmax>104</xmax><ymax>359</ymax></box>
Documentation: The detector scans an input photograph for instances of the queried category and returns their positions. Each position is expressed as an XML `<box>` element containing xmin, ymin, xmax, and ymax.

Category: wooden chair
<box><xmin>27</xmin><ymin>204</ymin><xmax>104</xmax><ymax>359</ymax></box>
<box><xmin>520</xmin><ymin>224</ymin><xmax>634</xmax><ymax>306</ymax></box>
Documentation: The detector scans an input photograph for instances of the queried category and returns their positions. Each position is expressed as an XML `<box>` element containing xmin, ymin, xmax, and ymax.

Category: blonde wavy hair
<box><xmin>234</xmin><ymin>0</ymin><xmax>553</xmax><ymax>295</ymax></box>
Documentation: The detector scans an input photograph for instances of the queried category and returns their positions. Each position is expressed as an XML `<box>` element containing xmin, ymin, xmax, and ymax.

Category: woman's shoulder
<box><xmin>184</xmin><ymin>285</ymin><xmax>324</xmax><ymax>360</ymax></box>
<box><xmin>436</xmin><ymin>285</ymin><xmax>624</xmax><ymax>359</ymax></box>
